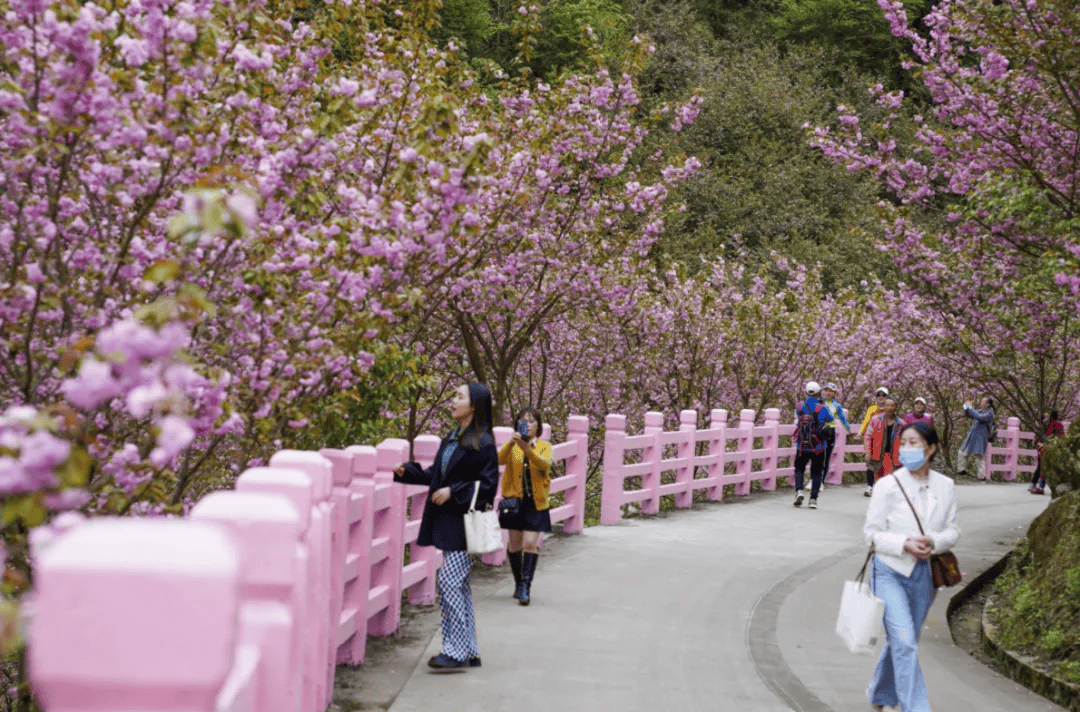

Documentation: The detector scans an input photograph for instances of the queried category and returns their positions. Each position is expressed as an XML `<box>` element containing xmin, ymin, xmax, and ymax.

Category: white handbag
<box><xmin>836</xmin><ymin>550</ymin><xmax>886</xmax><ymax>654</ymax></box>
<box><xmin>463</xmin><ymin>481</ymin><xmax>503</xmax><ymax>555</ymax></box>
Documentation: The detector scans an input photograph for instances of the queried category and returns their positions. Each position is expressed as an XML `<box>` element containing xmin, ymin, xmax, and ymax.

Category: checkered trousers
<box><xmin>437</xmin><ymin>550</ymin><xmax>479</xmax><ymax>661</ymax></box>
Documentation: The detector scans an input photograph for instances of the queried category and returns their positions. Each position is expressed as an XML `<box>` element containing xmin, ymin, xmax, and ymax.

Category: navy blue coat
<box><xmin>394</xmin><ymin>431</ymin><xmax>499</xmax><ymax>552</ymax></box>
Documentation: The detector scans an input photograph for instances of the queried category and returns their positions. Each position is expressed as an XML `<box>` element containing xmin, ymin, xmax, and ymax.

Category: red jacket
<box><xmin>865</xmin><ymin>413</ymin><xmax>903</xmax><ymax>461</ymax></box>
<box><xmin>1037</xmin><ymin>419</ymin><xmax>1065</xmax><ymax>457</ymax></box>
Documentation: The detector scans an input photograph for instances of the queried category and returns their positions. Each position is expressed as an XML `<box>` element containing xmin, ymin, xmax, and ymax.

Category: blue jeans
<box><xmin>868</xmin><ymin>556</ymin><xmax>936</xmax><ymax>711</ymax></box>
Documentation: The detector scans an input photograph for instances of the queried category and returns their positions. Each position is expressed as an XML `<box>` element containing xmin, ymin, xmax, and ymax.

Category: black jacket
<box><xmin>394</xmin><ymin>431</ymin><xmax>499</xmax><ymax>551</ymax></box>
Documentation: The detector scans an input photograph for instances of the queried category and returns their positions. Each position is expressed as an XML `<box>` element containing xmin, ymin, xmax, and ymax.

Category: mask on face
<box><xmin>898</xmin><ymin>446</ymin><xmax>927</xmax><ymax>471</ymax></box>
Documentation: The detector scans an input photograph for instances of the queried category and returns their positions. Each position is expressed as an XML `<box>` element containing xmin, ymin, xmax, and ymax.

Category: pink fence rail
<box><xmin>600</xmin><ymin>408</ymin><xmax>1036</xmax><ymax>523</ymax></box>
<box><xmin>27</xmin><ymin>417</ymin><xmax>588</xmax><ymax>712</ymax></box>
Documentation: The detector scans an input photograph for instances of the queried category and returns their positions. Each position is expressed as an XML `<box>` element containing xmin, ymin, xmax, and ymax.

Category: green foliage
<box><xmin>992</xmin><ymin>493</ymin><xmax>1080</xmax><ymax>683</ymax></box>
<box><xmin>430</xmin><ymin>0</ymin><xmax>494</xmax><ymax>52</ymax></box>
<box><xmin>437</xmin><ymin>0</ymin><xmax>632</xmax><ymax>80</ymax></box>
<box><xmin>273</xmin><ymin>342</ymin><xmax>433</xmax><ymax>470</ymax></box>
<box><xmin>530</xmin><ymin>0</ymin><xmax>632</xmax><ymax>77</ymax></box>
<box><xmin>1042</xmin><ymin>421</ymin><xmax>1080</xmax><ymax>499</ymax></box>
<box><xmin>640</xmin><ymin>31</ymin><xmax>890</xmax><ymax>288</ymax></box>
<box><xmin>769</xmin><ymin>0</ymin><xmax>932</xmax><ymax>90</ymax></box>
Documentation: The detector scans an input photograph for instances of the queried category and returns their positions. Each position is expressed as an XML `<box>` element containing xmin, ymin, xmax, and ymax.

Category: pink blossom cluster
<box><xmin>810</xmin><ymin>0</ymin><xmax>1080</xmax><ymax>430</ymax></box>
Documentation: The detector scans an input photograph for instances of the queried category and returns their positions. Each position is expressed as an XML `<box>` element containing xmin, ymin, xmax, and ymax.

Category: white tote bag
<box><xmin>463</xmin><ymin>481</ymin><xmax>503</xmax><ymax>555</ymax></box>
<box><xmin>836</xmin><ymin>551</ymin><xmax>886</xmax><ymax>654</ymax></box>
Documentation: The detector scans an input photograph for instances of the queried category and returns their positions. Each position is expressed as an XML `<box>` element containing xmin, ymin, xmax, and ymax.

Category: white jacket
<box><xmin>863</xmin><ymin>468</ymin><xmax>961</xmax><ymax>577</ymax></box>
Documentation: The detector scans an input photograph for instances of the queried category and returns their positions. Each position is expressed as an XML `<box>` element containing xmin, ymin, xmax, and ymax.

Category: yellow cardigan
<box><xmin>498</xmin><ymin>439</ymin><xmax>553</xmax><ymax>511</ymax></box>
<box><xmin>859</xmin><ymin>405</ymin><xmax>882</xmax><ymax>438</ymax></box>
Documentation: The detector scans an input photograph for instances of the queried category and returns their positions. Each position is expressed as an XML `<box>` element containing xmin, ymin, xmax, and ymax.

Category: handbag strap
<box><xmin>855</xmin><ymin>547</ymin><xmax>874</xmax><ymax>585</ymax></box>
<box><xmin>892</xmin><ymin>474</ymin><xmax>926</xmax><ymax>536</ymax></box>
<box><xmin>468</xmin><ymin>480</ymin><xmax>480</xmax><ymax>513</ymax></box>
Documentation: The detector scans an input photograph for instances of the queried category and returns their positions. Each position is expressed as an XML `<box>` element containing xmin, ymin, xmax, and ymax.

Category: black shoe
<box><xmin>468</xmin><ymin>657</ymin><xmax>482</xmax><ymax>667</ymax></box>
<box><xmin>518</xmin><ymin>552</ymin><xmax>538</xmax><ymax>606</ymax></box>
<box><xmin>508</xmin><ymin>550</ymin><xmax>523</xmax><ymax>599</ymax></box>
<box><xmin>428</xmin><ymin>653</ymin><xmax>467</xmax><ymax>670</ymax></box>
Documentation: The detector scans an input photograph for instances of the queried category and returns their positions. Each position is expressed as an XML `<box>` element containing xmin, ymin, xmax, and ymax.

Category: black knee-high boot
<box><xmin>518</xmin><ymin>552</ymin><xmax>538</xmax><ymax>606</ymax></box>
<box><xmin>507</xmin><ymin>550</ymin><xmax>523</xmax><ymax>598</ymax></box>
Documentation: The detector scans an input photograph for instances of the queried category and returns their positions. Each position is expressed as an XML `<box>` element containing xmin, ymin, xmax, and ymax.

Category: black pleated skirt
<box><xmin>498</xmin><ymin>496</ymin><xmax>552</xmax><ymax>533</ymax></box>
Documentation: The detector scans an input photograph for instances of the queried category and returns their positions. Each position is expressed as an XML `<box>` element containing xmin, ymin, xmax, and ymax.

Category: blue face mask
<box><xmin>898</xmin><ymin>446</ymin><xmax>927</xmax><ymax>471</ymax></box>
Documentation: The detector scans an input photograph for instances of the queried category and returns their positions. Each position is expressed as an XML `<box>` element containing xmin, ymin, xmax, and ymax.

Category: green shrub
<box><xmin>1042</xmin><ymin>421</ymin><xmax>1080</xmax><ymax>499</ymax></box>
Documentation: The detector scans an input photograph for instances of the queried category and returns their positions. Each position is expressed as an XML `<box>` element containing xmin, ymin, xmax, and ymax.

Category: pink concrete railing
<box><xmin>986</xmin><ymin>417</ymin><xmax>1034</xmax><ymax>482</ymax></box>
<box><xmin>600</xmin><ymin>408</ymin><xmax>1034</xmax><ymax>523</ymax></box>
<box><xmin>27</xmin><ymin>417</ymin><xmax>588</xmax><ymax>712</ymax></box>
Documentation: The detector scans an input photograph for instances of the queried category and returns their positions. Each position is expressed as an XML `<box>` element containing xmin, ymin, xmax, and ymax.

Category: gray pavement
<box><xmin>334</xmin><ymin>482</ymin><xmax>1064</xmax><ymax>712</ymax></box>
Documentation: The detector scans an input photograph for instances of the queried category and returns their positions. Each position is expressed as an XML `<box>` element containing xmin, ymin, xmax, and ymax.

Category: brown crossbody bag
<box><xmin>892</xmin><ymin>475</ymin><xmax>962</xmax><ymax>588</ymax></box>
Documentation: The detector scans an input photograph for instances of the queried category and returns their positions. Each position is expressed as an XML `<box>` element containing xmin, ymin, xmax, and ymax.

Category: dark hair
<box><xmin>515</xmin><ymin>406</ymin><xmax>543</xmax><ymax>438</ymax></box>
<box><xmin>1050</xmin><ymin>409</ymin><xmax>1060</xmax><ymax>421</ymax></box>
<box><xmin>460</xmin><ymin>383</ymin><xmax>494</xmax><ymax>450</ymax></box>
<box><xmin>984</xmin><ymin>396</ymin><xmax>995</xmax><ymax>409</ymax></box>
<box><xmin>899</xmin><ymin>421</ymin><xmax>940</xmax><ymax>459</ymax></box>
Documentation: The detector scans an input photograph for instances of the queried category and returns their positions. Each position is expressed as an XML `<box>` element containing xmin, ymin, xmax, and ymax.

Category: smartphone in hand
<box><xmin>517</xmin><ymin>420</ymin><xmax>529</xmax><ymax>438</ymax></box>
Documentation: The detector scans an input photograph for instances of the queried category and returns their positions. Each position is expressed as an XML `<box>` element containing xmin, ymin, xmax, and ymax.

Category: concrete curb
<box><xmin>945</xmin><ymin>550</ymin><xmax>1011</xmax><ymax>624</ymax></box>
<box><xmin>981</xmin><ymin>595</ymin><xmax>1080</xmax><ymax>712</ymax></box>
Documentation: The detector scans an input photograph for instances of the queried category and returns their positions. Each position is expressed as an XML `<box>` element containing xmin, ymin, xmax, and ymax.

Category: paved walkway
<box><xmin>333</xmin><ymin>482</ymin><xmax>1064</xmax><ymax>712</ymax></box>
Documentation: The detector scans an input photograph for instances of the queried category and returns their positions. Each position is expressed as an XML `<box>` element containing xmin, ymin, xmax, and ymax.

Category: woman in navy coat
<box><xmin>394</xmin><ymin>383</ymin><xmax>498</xmax><ymax>670</ymax></box>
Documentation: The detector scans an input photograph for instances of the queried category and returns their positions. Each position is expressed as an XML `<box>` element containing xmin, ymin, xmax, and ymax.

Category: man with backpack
<box><xmin>793</xmin><ymin>381</ymin><xmax>834</xmax><ymax>509</ymax></box>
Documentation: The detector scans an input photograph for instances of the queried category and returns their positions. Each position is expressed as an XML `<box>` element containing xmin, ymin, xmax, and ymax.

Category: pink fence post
<box><xmin>267</xmin><ymin>451</ymin><xmax>333</xmax><ymax>711</ymax></box>
<box><xmin>482</xmin><ymin>426</ymin><xmax>514</xmax><ymax>566</ymax></box>
<box><xmin>191</xmin><ymin>491</ymin><xmax>303</xmax><ymax>712</ymax></box>
<box><xmin>705</xmin><ymin>409</ymin><xmax>727</xmax><ymax>501</ymax></box>
<box><xmin>760</xmin><ymin>408</ymin><xmax>780</xmax><ymax>491</ymax></box>
<box><xmin>562</xmin><ymin>415</ymin><xmax>590</xmax><ymax>533</ymax></box>
<box><xmin>735</xmin><ymin>409</ymin><xmax>756</xmax><ymax>496</ymax></box>
<box><xmin>234</xmin><ymin>466</ymin><xmax>314</xmax><ymax>712</ymax></box>
<box><xmin>29</xmin><ymin>519</ymin><xmax>241</xmax><ymax>711</ymax></box>
<box><xmin>370</xmin><ymin>439</ymin><xmax>407</xmax><ymax>636</ymax></box>
<box><xmin>404</xmin><ymin>434</ymin><xmax>442</xmax><ymax>603</ymax></box>
<box><xmin>642</xmin><ymin>411</ymin><xmax>664</xmax><ymax>515</ymax></box>
<box><xmin>601</xmin><ymin>414</ymin><xmax>628</xmax><ymax>524</ymax></box>
<box><xmin>675</xmin><ymin>410</ymin><xmax>697</xmax><ymax>508</ymax></box>
<box><xmin>318</xmin><ymin>448</ymin><xmax>352</xmax><ymax>696</ymax></box>
<box><xmin>827</xmin><ymin>412</ymin><xmax>848</xmax><ymax>485</ymax></box>
<box><xmin>339</xmin><ymin>446</ymin><xmax>376</xmax><ymax>664</ymax></box>
<box><xmin>1002</xmin><ymin>417</ymin><xmax>1021</xmax><ymax>481</ymax></box>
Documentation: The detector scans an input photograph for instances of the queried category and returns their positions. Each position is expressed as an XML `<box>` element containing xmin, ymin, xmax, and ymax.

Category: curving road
<box><xmin>334</xmin><ymin>482</ymin><xmax>1064</xmax><ymax>712</ymax></box>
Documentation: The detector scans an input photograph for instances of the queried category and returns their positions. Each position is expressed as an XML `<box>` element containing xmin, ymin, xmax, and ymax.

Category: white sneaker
<box><xmin>794</xmin><ymin>491</ymin><xmax>804</xmax><ymax>507</ymax></box>
<box><xmin>864</xmin><ymin>486</ymin><xmax>873</xmax><ymax>497</ymax></box>
<box><xmin>808</xmin><ymin>499</ymin><xmax>818</xmax><ymax>509</ymax></box>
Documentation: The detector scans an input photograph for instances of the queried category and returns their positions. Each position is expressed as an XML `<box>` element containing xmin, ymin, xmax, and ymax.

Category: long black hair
<box><xmin>460</xmin><ymin>383</ymin><xmax>494</xmax><ymax>450</ymax></box>
<box><xmin>899</xmin><ymin>421</ymin><xmax>940</xmax><ymax>460</ymax></box>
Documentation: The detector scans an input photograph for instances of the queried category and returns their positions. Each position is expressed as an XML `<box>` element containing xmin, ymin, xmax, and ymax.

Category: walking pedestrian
<box><xmin>957</xmin><ymin>397</ymin><xmax>995</xmax><ymax>479</ymax></box>
<box><xmin>858</xmin><ymin>387</ymin><xmax>890</xmax><ymax>496</ymax></box>
<box><xmin>394</xmin><ymin>383</ymin><xmax>499</xmax><ymax>670</ymax></box>
<box><xmin>1030</xmin><ymin>410</ymin><xmax>1064</xmax><ymax>494</ymax></box>
<box><xmin>903</xmin><ymin>397</ymin><xmax>933</xmax><ymax>426</ymax></box>
<box><xmin>864</xmin><ymin>421</ymin><xmax>960</xmax><ymax>712</ymax></box>
<box><xmin>820</xmin><ymin>382</ymin><xmax>852</xmax><ymax>487</ymax></box>
<box><xmin>865</xmin><ymin>397</ymin><xmax>902</xmax><ymax>489</ymax></box>
<box><xmin>498</xmin><ymin>406</ymin><xmax>553</xmax><ymax>606</ymax></box>
<box><xmin>793</xmin><ymin>381</ymin><xmax>834</xmax><ymax>510</ymax></box>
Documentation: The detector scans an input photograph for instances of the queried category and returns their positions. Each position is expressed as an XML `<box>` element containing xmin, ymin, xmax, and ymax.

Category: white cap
<box><xmin>875</xmin><ymin>386</ymin><xmax>889</xmax><ymax>396</ymax></box>
<box><xmin>805</xmin><ymin>381</ymin><xmax>821</xmax><ymax>395</ymax></box>
<box><xmin>823</xmin><ymin>382</ymin><xmax>838</xmax><ymax>391</ymax></box>
<box><xmin>914</xmin><ymin>397</ymin><xmax>927</xmax><ymax>405</ymax></box>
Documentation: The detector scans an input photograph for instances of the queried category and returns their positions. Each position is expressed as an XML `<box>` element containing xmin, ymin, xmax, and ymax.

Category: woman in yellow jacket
<box><xmin>498</xmin><ymin>407</ymin><xmax>553</xmax><ymax>606</ymax></box>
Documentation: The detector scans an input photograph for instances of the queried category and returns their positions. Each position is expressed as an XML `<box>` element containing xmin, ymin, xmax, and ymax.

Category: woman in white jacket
<box><xmin>863</xmin><ymin>421</ymin><xmax>960</xmax><ymax>712</ymax></box>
